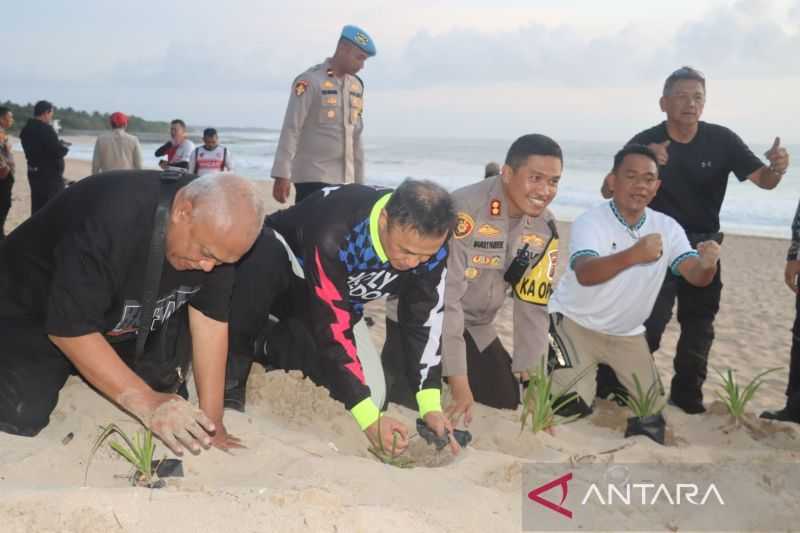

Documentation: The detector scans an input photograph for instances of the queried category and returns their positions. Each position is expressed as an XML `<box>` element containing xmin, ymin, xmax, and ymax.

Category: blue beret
<box><xmin>341</xmin><ymin>25</ymin><xmax>376</xmax><ymax>57</ymax></box>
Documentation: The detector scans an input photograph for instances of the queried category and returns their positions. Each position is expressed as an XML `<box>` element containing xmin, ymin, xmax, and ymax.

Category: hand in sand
<box><xmin>209</xmin><ymin>422</ymin><xmax>245</xmax><ymax>452</ymax></box>
<box><xmin>648</xmin><ymin>140</ymin><xmax>671</xmax><ymax>166</ymax></box>
<box><xmin>120</xmin><ymin>390</ymin><xmax>215</xmax><ymax>455</ymax></box>
<box><xmin>785</xmin><ymin>260</ymin><xmax>800</xmax><ymax>294</ymax></box>
<box><xmin>765</xmin><ymin>137</ymin><xmax>790</xmax><ymax>175</ymax></box>
<box><xmin>423</xmin><ymin>411</ymin><xmax>461</xmax><ymax>455</ymax></box>
<box><xmin>696</xmin><ymin>240</ymin><xmax>721</xmax><ymax>269</ymax></box>
<box><xmin>444</xmin><ymin>375</ymin><xmax>474</xmax><ymax>427</ymax></box>
<box><xmin>272</xmin><ymin>177</ymin><xmax>291</xmax><ymax>203</ymax></box>
<box><xmin>365</xmin><ymin>415</ymin><xmax>409</xmax><ymax>454</ymax></box>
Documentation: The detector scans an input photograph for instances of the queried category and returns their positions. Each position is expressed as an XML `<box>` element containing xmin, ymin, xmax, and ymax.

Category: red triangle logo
<box><xmin>528</xmin><ymin>472</ymin><xmax>573</xmax><ymax>519</ymax></box>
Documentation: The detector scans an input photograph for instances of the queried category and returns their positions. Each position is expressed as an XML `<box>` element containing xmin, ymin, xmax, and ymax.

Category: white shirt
<box><xmin>189</xmin><ymin>145</ymin><xmax>233</xmax><ymax>176</ymax></box>
<box><xmin>549</xmin><ymin>201</ymin><xmax>696</xmax><ymax>336</ymax></box>
<box><xmin>168</xmin><ymin>139</ymin><xmax>195</xmax><ymax>165</ymax></box>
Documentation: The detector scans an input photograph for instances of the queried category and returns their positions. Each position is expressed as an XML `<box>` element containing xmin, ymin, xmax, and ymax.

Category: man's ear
<box><xmin>659</xmin><ymin>95</ymin><xmax>668</xmax><ymax>113</ymax></box>
<box><xmin>379</xmin><ymin>208</ymin><xmax>388</xmax><ymax>231</ymax></box>
<box><xmin>171</xmin><ymin>193</ymin><xmax>194</xmax><ymax>224</ymax></box>
<box><xmin>606</xmin><ymin>172</ymin><xmax>617</xmax><ymax>193</ymax></box>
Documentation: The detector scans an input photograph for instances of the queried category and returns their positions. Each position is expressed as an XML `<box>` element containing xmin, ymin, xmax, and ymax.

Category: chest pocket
<box><xmin>514</xmin><ymin>237</ymin><xmax>559</xmax><ymax>305</ymax></box>
<box><xmin>319</xmin><ymin>108</ymin><xmax>338</xmax><ymax>124</ymax></box>
<box><xmin>321</xmin><ymin>92</ymin><xmax>339</xmax><ymax>107</ymax></box>
<box><xmin>350</xmin><ymin>93</ymin><xmax>363</xmax><ymax>124</ymax></box>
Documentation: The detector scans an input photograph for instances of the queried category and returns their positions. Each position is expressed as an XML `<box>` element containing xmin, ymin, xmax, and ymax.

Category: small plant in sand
<box><xmin>367</xmin><ymin>417</ymin><xmax>415</xmax><ymax>469</ymax></box>
<box><xmin>620</xmin><ymin>374</ymin><xmax>665</xmax><ymax>419</ymax></box>
<box><xmin>520</xmin><ymin>358</ymin><xmax>587</xmax><ymax>434</ymax></box>
<box><xmin>85</xmin><ymin>423</ymin><xmax>164</xmax><ymax>487</ymax></box>
<box><xmin>715</xmin><ymin>367</ymin><xmax>781</xmax><ymax>424</ymax></box>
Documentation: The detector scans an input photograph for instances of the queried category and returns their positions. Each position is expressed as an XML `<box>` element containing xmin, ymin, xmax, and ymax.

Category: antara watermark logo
<box><xmin>528</xmin><ymin>466</ymin><xmax>724</xmax><ymax>520</ymax></box>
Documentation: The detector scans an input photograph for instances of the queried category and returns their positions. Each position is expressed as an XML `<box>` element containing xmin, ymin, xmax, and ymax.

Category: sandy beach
<box><xmin>1</xmin><ymin>140</ymin><xmax>798</xmax><ymax>532</ymax></box>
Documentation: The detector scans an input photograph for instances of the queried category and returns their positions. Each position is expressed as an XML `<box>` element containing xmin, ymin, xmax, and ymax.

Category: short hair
<box><xmin>181</xmin><ymin>173</ymin><xmax>265</xmax><ymax>237</ymax></box>
<box><xmin>203</xmin><ymin>128</ymin><xmax>218</xmax><ymax>138</ymax></box>
<box><xmin>484</xmin><ymin>161</ymin><xmax>500</xmax><ymax>179</ymax></box>
<box><xmin>612</xmin><ymin>144</ymin><xmax>659</xmax><ymax>173</ymax></box>
<box><xmin>663</xmin><ymin>66</ymin><xmax>706</xmax><ymax>96</ymax></box>
<box><xmin>170</xmin><ymin>119</ymin><xmax>187</xmax><ymax>129</ymax></box>
<box><xmin>34</xmin><ymin>100</ymin><xmax>54</xmax><ymax>117</ymax></box>
<box><xmin>385</xmin><ymin>179</ymin><xmax>456</xmax><ymax>238</ymax></box>
<box><xmin>504</xmin><ymin>134</ymin><xmax>563</xmax><ymax>171</ymax></box>
<box><xmin>0</xmin><ymin>106</ymin><xmax>10</xmax><ymax>118</ymax></box>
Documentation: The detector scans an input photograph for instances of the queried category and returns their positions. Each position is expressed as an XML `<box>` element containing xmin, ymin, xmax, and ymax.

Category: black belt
<box><xmin>687</xmin><ymin>232</ymin><xmax>723</xmax><ymax>247</ymax></box>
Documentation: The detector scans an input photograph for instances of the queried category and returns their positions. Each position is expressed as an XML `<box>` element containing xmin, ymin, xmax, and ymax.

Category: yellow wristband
<box><xmin>416</xmin><ymin>388</ymin><xmax>442</xmax><ymax>419</ymax></box>
<box><xmin>350</xmin><ymin>397</ymin><xmax>381</xmax><ymax>431</ymax></box>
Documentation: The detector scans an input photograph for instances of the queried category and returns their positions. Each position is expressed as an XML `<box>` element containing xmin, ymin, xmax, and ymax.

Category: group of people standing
<box><xmin>0</xmin><ymin>24</ymin><xmax>796</xmax><ymax>461</ymax></box>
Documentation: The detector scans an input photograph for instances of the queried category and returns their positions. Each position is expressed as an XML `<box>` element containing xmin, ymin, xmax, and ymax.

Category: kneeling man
<box><xmin>549</xmin><ymin>145</ymin><xmax>720</xmax><ymax>425</ymax></box>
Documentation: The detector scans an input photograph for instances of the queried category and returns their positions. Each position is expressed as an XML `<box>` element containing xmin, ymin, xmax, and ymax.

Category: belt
<box><xmin>687</xmin><ymin>232</ymin><xmax>724</xmax><ymax>246</ymax></box>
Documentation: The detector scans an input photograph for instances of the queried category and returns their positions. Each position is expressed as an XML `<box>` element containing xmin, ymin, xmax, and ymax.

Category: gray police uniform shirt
<box><xmin>441</xmin><ymin>176</ymin><xmax>559</xmax><ymax>376</ymax></box>
<box><xmin>271</xmin><ymin>58</ymin><xmax>365</xmax><ymax>185</ymax></box>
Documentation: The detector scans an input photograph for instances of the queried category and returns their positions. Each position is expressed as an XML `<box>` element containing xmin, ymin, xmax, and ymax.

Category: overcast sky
<box><xmin>4</xmin><ymin>0</ymin><xmax>800</xmax><ymax>142</ymax></box>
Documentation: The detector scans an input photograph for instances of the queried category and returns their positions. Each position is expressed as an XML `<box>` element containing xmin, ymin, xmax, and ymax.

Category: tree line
<box><xmin>1</xmin><ymin>101</ymin><xmax>169</xmax><ymax>134</ymax></box>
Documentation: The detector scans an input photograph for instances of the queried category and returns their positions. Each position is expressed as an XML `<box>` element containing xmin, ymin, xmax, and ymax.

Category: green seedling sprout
<box><xmin>367</xmin><ymin>416</ymin><xmax>415</xmax><ymax>469</ymax></box>
<box><xmin>520</xmin><ymin>357</ymin><xmax>593</xmax><ymax>434</ymax></box>
<box><xmin>85</xmin><ymin>423</ymin><xmax>164</xmax><ymax>487</ymax></box>
<box><xmin>714</xmin><ymin>367</ymin><xmax>781</xmax><ymax>424</ymax></box>
<box><xmin>620</xmin><ymin>373</ymin><xmax>665</xmax><ymax>419</ymax></box>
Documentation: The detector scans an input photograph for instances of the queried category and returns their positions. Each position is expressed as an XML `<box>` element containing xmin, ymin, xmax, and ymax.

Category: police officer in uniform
<box><xmin>271</xmin><ymin>25</ymin><xmax>376</xmax><ymax>204</ymax></box>
<box><xmin>383</xmin><ymin>134</ymin><xmax>563</xmax><ymax>425</ymax></box>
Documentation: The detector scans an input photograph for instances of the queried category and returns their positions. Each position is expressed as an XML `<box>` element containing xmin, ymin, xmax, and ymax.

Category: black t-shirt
<box><xmin>0</xmin><ymin>170</ymin><xmax>234</xmax><ymax>340</ymax></box>
<box><xmin>629</xmin><ymin>121</ymin><xmax>763</xmax><ymax>233</ymax></box>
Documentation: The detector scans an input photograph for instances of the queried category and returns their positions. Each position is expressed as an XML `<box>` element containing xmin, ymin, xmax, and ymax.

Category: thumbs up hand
<box><xmin>765</xmin><ymin>136</ymin><xmax>789</xmax><ymax>175</ymax></box>
<box><xmin>648</xmin><ymin>140</ymin><xmax>671</xmax><ymax>166</ymax></box>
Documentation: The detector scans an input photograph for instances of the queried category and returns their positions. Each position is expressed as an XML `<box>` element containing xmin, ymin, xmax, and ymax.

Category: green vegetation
<box><xmin>367</xmin><ymin>417</ymin><xmax>415</xmax><ymax>469</ymax></box>
<box><xmin>715</xmin><ymin>367</ymin><xmax>781</xmax><ymax>424</ymax></box>
<box><xmin>1</xmin><ymin>100</ymin><xmax>169</xmax><ymax>134</ymax></box>
<box><xmin>85</xmin><ymin>423</ymin><xmax>163</xmax><ymax>487</ymax></box>
<box><xmin>520</xmin><ymin>358</ymin><xmax>589</xmax><ymax>434</ymax></box>
<box><xmin>620</xmin><ymin>373</ymin><xmax>665</xmax><ymax>418</ymax></box>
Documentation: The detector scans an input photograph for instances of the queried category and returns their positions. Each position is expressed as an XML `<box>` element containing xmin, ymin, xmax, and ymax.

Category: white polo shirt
<box><xmin>549</xmin><ymin>201</ymin><xmax>697</xmax><ymax>336</ymax></box>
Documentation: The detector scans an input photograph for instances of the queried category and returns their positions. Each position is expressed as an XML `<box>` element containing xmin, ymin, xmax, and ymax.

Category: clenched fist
<box><xmin>696</xmin><ymin>240</ymin><xmax>721</xmax><ymax>269</ymax></box>
<box><xmin>630</xmin><ymin>233</ymin><xmax>663</xmax><ymax>264</ymax></box>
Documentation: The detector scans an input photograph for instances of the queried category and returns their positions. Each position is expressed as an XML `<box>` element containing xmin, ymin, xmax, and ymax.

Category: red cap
<box><xmin>110</xmin><ymin>112</ymin><xmax>128</xmax><ymax>127</ymax></box>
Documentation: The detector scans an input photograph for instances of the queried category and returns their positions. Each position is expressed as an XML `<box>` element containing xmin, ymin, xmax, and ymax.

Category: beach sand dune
<box><xmin>1</xmin><ymin>145</ymin><xmax>798</xmax><ymax>532</ymax></box>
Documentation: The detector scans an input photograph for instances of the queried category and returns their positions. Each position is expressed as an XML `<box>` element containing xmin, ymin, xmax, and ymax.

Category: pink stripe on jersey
<box><xmin>313</xmin><ymin>248</ymin><xmax>365</xmax><ymax>383</ymax></box>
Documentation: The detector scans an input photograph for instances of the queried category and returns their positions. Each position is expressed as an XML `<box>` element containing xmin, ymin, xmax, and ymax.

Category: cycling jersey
<box><xmin>265</xmin><ymin>184</ymin><xmax>447</xmax><ymax>429</ymax></box>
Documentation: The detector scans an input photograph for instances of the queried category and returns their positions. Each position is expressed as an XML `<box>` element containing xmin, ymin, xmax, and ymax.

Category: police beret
<box><xmin>340</xmin><ymin>25</ymin><xmax>376</xmax><ymax>57</ymax></box>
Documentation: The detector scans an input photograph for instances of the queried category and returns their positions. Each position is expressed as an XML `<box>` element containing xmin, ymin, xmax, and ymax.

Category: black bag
<box><xmin>625</xmin><ymin>413</ymin><xmax>666</xmax><ymax>445</ymax></box>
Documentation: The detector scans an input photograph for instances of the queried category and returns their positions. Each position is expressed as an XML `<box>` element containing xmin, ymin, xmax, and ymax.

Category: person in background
<box><xmin>189</xmin><ymin>128</ymin><xmax>234</xmax><ymax>177</ymax></box>
<box><xmin>19</xmin><ymin>100</ymin><xmax>69</xmax><ymax>214</ymax></box>
<box><xmin>484</xmin><ymin>161</ymin><xmax>500</xmax><ymax>179</ymax></box>
<box><xmin>155</xmin><ymin>119</ymin><xmax>195</xmax><ymax>171</ymax></box>
<box><xmin>91</xmin><ymin>111</ymin><xmax>143</xmax><ymax>174</ymax></box>
<box><xmin>271</xmin><ymin>25</ymin><xmax>375</xmax><ymax>204</ymax></box>
<box><xmin>0</xmin><ymin>106</ymin><xmax>15</xmax><ymax>239</ymax></box>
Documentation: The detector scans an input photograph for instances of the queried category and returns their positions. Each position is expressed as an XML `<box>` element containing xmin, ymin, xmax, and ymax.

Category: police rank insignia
<box><xmin>464</xmin><ymin>267</ymin><xmax>479</xmax><ymax>280</ymax></box>
<box><xmin>490</xmin><ymin>199</ymin><xmax>501</xmax><ymax>217</ymax></box>
<box><xmin>454</xmin><ymin>212</ymin><xmax>475</xmax><ymax>239</ymax></box>
<box><xmin>322</xmin><ymin>80</ymin><xmax>336</xmax><ymax>89</ymax></box>
<box><xmin>295</xmin><ymin>80</ymin><xmax>309</xmax><ymax>96</ymax></box>
<box><xmin>477</xmin><ymin>224</ymin><xmax>501</xmax><ymax>237</ymax></box>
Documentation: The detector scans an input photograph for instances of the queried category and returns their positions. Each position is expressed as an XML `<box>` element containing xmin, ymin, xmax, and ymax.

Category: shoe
<box><xmin>760</xmin><ymin>408</ymin><xmax>800</xmax><ymax>424</ymax></box>
<box><xmin>554</xmin><ymin>393</ymin><xmax>593</xmax><ymax>418</ymax></box>
<box><xmin>223</xmin><ymin>384</ymin><xmax>246</xmax><ymax>413</ymax></box>
<box><xmin>223</xmin><ymin>355</ymin><xmax>254</xmax><ymax>413</ymax></box>
<box><xmin>667</xmin><ymin>397</ymin><xmax>706</xmax><ymax>414</ymax></box>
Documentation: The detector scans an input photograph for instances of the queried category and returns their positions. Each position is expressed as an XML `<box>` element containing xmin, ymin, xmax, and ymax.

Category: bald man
<box><xmin>0</xmin><ymin>171</ymin><xmax>263</xmax><ymax>455</ymax></box>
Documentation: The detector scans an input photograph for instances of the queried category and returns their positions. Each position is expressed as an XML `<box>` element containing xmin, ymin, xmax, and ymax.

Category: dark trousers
<box><xmin>597</xmin><ymin>265</ymin><xmax>723</xmax><ymax>406</ymax></box>
<box><xmin>29</xmin><ymin>172</ymin><xmax>64</xmax><ymax>215</ymax></box>
<box><xmin>0</xmin><ymin>175</ymin><xmax>12</xmax><ymax>239</ymax></box>
<box><xmin>785</xmin><ymin>292</ymin><xmax>800</xmax><ymax>413</ymax></box>
<box><xmin>0</xmin><ymin>309</ymin><xmax>191</xmax><ymax>437</ymax></box>
<box><xmin>294</xmin><ymin>182</ymin><xmax>328</xmax><ymax>204</ymax></box>
<box><xmin>383</xmin><ymin>319</ymin><xmax>520</xmax><ymax>411</ymax></box>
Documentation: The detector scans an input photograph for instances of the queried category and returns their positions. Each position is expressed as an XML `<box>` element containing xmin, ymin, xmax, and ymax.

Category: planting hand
<box><xmin>365</xmin><ymin>415</ymin><xmax>409</xmax><ymax>454</ymax></box>
<box><xmin>210</xmin><ymin>422</ymin><xmax>245</xmax><ymax>451</ymax></box>
<box><xmin>120</xmin><ymin>390</ymin><xmax>215</xmax><ymax>455</ymax></box>
<box><xmin>423</xmin><ymin>411</ymin><xmax>461</xmax><ymax>455</ymax></box>
<box><xmin>444</xmin><ymin>375</ymin><xmax>474</xmax><ymax>426</ymax></box>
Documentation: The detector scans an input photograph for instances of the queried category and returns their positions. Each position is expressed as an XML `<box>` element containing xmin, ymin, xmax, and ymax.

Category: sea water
<box><xmin>64</xmin><ymin>129</ymin><xmax>798</xmax><ymax>239</ymax></box>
